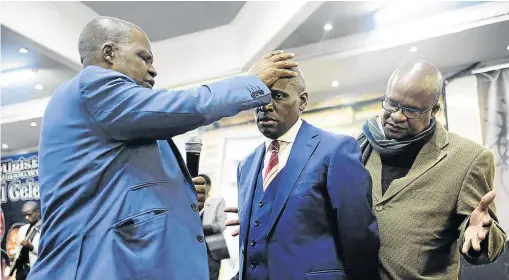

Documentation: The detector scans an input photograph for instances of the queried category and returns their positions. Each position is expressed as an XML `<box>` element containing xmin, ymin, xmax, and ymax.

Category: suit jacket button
<box><xmin>250</xmin><ymin>262</ymin><xmax>256</xmax><ymax>268</ymax></box>
<box><xmin>250</xmin><ymin>240</ymin><xmax>257</xmax><ymax>246</ymax></box>
<box><xmin>197</xmin><ymin>235</ymin><xmax>204</xmax><ymax>242</ymax></box>
<box><xmin>375</xmin><ymin>205</ymin><xmax>383</xmax><ymax>211</ymax></box>
<box><xmin>254</xmin><ymin>220</ymin><xmax>260</xmax><ymax>226</ymax></box>
<box><xmin>191</xmin><ymin>203</ymin><xmax>198</xmax><ymax>211</ymax></box>
<box><xmin>258</xmin><ymin>201</ymin><xmax>265</xmax><ymax>207</ymax></box>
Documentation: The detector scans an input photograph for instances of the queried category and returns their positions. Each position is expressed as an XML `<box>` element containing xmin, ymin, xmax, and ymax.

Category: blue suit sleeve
<box><xmin>326</xmin><ymin>136</ymin><xmax>380</xmax><ymax>280</ymax></box>
<box><xmin>79</xmin><ymin>67</ymin><xmax>271</xmax><ymax>140</ymax></box>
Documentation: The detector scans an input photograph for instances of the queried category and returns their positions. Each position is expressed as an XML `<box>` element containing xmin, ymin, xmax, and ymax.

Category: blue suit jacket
<box><xmin>237</xmin><ymin>122</ymin><xmax>380</xmax><ymax>280</ymax></box>
<box><xmin>29</xmin><ymin>66</ymin><xmax>270</xmax><ymax>280</ymax></box>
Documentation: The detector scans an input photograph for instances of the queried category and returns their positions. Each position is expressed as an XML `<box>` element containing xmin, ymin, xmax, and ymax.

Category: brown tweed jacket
<box><xmin>363</xmin><ymin>122</ymin><xmax>506</xmax><ymax>280</ymax></box>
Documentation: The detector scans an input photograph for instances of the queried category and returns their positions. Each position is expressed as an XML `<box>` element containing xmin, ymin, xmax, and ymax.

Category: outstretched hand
<box><xmin>461</xmin><ymin>191</ymin><xmax>495</xmax><ymax>254</ymax></box>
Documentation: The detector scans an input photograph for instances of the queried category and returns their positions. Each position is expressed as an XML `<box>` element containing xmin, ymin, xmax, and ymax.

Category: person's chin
<box><xmin>384</xmin><ymin>128</ymin><xmax>406</xmax><ymax>140</ymax></box>
<box><xmin>258</xmin><ymin>125</ymin><xmax>277</xmax><ymax>138</ymax></box>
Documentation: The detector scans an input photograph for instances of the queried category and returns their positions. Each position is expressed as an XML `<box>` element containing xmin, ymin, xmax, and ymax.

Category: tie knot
<box><xmin>269</xmin><ymin>140</ymin><xmax>279</xmax><ymax>152</ymax></box>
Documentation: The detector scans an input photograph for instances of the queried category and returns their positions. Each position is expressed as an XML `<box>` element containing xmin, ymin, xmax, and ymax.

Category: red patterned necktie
<box><xmin>263</xmin><ymin>140</ymin><xmax>279</xmax><ymax>188</ymax></box>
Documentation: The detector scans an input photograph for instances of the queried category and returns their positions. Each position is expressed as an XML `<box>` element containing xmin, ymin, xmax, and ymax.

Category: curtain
<box><xmin>476</xmin><ymin>69</ymin><xmax>509</xmax><ymax>236</ymax></box>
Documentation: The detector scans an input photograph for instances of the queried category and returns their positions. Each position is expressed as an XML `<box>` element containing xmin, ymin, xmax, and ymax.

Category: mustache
<box><xmin>386</xmin><ymin>122</ymin><xmax>405</xmax><ymax>129</ymax></box>
<box><xmin>256</xmin><ymin>115</ymin><xmax>276</xmax><ymax>122</ymax></box>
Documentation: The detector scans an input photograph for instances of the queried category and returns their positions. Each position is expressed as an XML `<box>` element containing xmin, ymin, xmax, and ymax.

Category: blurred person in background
<box><xmin>30</xmin><ymin>16</ymin><xmax>298</xmax><ymax>280</ymax></box>
<box><xmin>10</xmin><ymin>202</ymin><xmax>41</xmax><ymax>280</ymax></box>
<box><xmin>200</xmin><ymin>174</ymin><xmax>229</xmax><ymax>280</ymax></box>
<box><xmin>226</xmin><ymin>67</ymin><xmax>379</xmax><ymax>280</ymax></box>
<box><xmin>357</xmin><ymin>59</ymin><xmax>506</xmax><ymax>279</ymax></box>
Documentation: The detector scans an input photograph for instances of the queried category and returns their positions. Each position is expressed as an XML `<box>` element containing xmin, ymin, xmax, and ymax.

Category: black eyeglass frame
<box><xmin>381</xmin><ymin>97</ymin><xmax>438</xmax><ymax>119</ymax></box>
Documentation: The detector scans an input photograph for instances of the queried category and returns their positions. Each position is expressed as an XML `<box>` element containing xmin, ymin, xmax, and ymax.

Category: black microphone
<box><xmin>185</xmin><ymin>135</ymin><xmax>202</xmax><ymax>178</ymax></box>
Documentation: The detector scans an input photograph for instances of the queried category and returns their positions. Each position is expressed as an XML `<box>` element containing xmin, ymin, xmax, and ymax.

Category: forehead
<box><xmin>270</xmin><ymin>77</ymin><xmax>301</xmax><ymax>95</ymax></box>
<box><xmin>387</xmin><ymin>80</ymin><xmax>437</xmax><ymax>108</ymax></box>
<box><xmin>22</xmin><ymin>207</ymin><xmax>35</xmax><ymax>214</ymax></box>
<box><xmin>129</xmin><ymin>29</ymin><xmax>152</xmax><ymax>52</ymax></box>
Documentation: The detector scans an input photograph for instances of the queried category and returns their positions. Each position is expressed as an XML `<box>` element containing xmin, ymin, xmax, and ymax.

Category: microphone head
<box><xmin>185</xmin><ymin>135</ymin><xmax>203</xmax><ymax>153</ymax></box>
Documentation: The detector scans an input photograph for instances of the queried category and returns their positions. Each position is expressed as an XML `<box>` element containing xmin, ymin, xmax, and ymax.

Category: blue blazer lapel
<box><xmin>166</xmin><ymin>139</ymin><xmax>194</xmax><ymax>192</ymax></box>
<box><xmin>239</xmin><ymin>144</ymin><xmax>265</xmax><ymax>243</ymax></box>
<box><xmin>267</xmin><ymin>121</ymin><xmax>320</xmax><ymax>236</ymax></box>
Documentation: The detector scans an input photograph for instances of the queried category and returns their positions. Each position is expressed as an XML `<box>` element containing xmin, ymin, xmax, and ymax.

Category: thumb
<box><xmin>477</xmin><ymin>191</ymin><xmax>496</xmax><ymax>212</ymax></box>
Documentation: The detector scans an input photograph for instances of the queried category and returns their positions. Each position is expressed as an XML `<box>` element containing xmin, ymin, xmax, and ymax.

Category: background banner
<box><xmin>0</xmin><ymin>151</ymin><xmax>39</xmax><ymax>262</ymax></box>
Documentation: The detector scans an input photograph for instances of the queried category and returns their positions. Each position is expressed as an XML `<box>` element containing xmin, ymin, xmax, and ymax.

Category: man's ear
<box><xmin>101</xmin><ymin>43</ymin><xmax>116</xmax><ymax>64</ymax></box>
<box><xmin>431</xmin><ymin>103</ymin><xmax>440</xmax><ymax>116</ymax></box>
<box><xmin>299</xmin><ymin>91</ymin><xmax>308</xmax><ymax>112</ymax></box>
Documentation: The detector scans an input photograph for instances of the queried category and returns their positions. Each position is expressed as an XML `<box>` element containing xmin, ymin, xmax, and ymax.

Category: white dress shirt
<box><xmin>15</xmin><ymin>222</ymin><xmax>40</xmax><ymax>267</ymax></box>
<box><xmin>262</xmin><ymin>119</ymin><xmax>303</xmax><ymax>190</ymax></box>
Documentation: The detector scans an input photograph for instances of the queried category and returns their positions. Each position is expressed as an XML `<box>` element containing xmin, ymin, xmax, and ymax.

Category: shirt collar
<box><xmin>264</xmin><ymin>118</ymin><xmax>303</xmax><ymax>150</ymax></box>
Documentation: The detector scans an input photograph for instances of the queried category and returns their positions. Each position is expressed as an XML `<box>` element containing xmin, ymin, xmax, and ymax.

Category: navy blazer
<box><xmin>237</xmin><ymin>122</ymin><xmax>380</xmax><ymax>280</ymax></box>
<box><xmin>29</xmin><ymin>66</ymin><xmax>270</xmax><ymax>280</ymax></box>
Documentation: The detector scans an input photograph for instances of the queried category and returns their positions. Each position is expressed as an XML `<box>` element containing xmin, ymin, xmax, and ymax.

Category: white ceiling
<box><xmin>1</xmin><ymin>26</ymin><xmax>78</xmax><ymax>106</ymax></box>
<box><xmin>2</xmin><ymin>1</ymin><xmax>509</xmax><ymax>155</ymax></box>
<box><xmin>82</xmin><ymin>1</ymin><xmax>245</xmax><ymax>41</ymax></box>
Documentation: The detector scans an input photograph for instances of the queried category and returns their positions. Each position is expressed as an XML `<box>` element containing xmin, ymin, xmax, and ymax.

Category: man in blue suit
<box><xmin>29</xmin><ymin>17</ymin><xmax>298</xmax><ymax>280</ymax></box>
<box><xmin>226</xmin><ymin>68</ymin><xmax>380</xmax><ymax>280</ymax></box>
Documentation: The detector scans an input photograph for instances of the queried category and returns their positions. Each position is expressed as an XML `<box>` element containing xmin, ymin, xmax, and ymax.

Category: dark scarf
<box><xmin>357</xmin><ymin>117</ymin><xmax>437</xmax><ymax>164</ymax></box>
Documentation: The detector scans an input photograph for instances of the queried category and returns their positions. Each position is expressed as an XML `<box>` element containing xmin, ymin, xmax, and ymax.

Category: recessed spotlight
<box><xmin>324</xmin><ymin>23</ymin><xmax>333</xmax><ymax>31</ymax></box>
<box><xmin>506</xmin><ymin>45</ymin><xmax>509</xmax><ymax>51</ymax></box>
<box><xmin>2</xmin><ymin>144</ymin><xmax>8</xmax><ymax>149</ymax></box>
<box><xmin>31</xmin><ymin>122</ymin><xmax>37</xmax><ymax>127</ymax></box>
<box><xmin>331</xmin><ymin>80</ymin><xmax>339</xmax><ymax>87</ymax></box>
<box><xmin>410</xmin><ymin>46</ymin><xmax>418</xmax><ymax>53</ymax></box>
<box><xmin>34</xmin><ymin>84</ymin><xmax>44</xmax><ymax>90</ymax></box>
<box><xmin>19</xmin><ymin>48</ymin><xmax>28</xmax><ymax>54</ymax></box>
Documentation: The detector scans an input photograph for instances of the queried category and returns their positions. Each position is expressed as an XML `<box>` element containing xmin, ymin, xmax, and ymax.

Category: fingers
<box><xmin>192</xmin><ymin>176</ymin><xmax>206</xmax><ymax>184</ymax></box>
<box><xmin>269</xmin><ymin>52</ymin><xmax>296</xmax><ymax>63</ymax></box>
<box><xmin>477</xmin><ymin>227</ymin><xmax>489</xmax><ymax>241</ymax></box>
<box><xmin>197</xmin><ymin>193</ymin><xmax>206</xmax><ymax>203</ymax></box>
<box><xmin>274</xmin><ymin>69</ymin><xmax>298</xmax><ymax>79</ymax></box>
<box><xmin>263</xmin><ymin>50</ymin><xmax>284</xmax><ymax>59</ymax></box>
<box><xmin>225</xmin><ymin>218</ymin><xmax>240</xmax><ymax>227</ymax></box>
<box><xmin>224</xmin><ymin>207</ymin><xmax>239</xmax><ymax>214</ymax></box>
<box><xmin>471</xmin><ymin>234</ymin><xmax>481</xmax><ymax>251</ymax></box>
<box><xmin>482</xmin><ymin>215</ymin><xmax>492</xmax><ymax>227</ymax></box>
<box><xmin>461</xmin><ymin>235</ymin><xmax>472</xmax><ymax>254</ymax></box>
<box><xmin>198</xmin><ymin>201</ymin><xmax>204</xmax><ymax>211</ymax></box>
<box><xmin>273</xmin><ymin>60</ymin><xmax>299</xmax><ymax>69</ymax></box>
<box><xmin>477</xmin><ymin>191</ymin><xmax>496</xmax><ymax>212</ymax></box>
<box><xmin>194</xmin><ymin>185</ymin><xmax>206</xmax><ymax>194</ymax></box>
<box><xmin>231</xmin><ymin>228</ymin><xmax>240</xmax><ymax>237</ymax></box>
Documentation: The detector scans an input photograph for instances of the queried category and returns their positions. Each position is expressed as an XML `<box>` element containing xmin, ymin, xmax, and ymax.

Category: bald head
<box><xmin>381</xmin><ymin>59</ymin><xmax>442</xmax><ymax>140</ymax></box>
<box><xmin>387</xmin><ymin>59</ymin><xmax>443</xmax><ymax>102</ymax></box>
<box><xmin>78</xmin><ymin>17</ymin><xmax>157</xmax><ymax>88</ymax></box>
<box><xmin>22</xmin><ymin>201</ymin><xmax>40</xmax><ymax>225</ymax></box>
<box><xmin>78</xmin><ymin>17</ymin><xmax>144</xmax><ymax>66</ymax></box>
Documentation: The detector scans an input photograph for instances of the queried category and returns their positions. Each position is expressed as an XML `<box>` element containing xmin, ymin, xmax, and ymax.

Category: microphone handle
<box><xmin>186</xmin><ymin>152</ymin><xmax>200</xmax><ymax>178</ymax></box>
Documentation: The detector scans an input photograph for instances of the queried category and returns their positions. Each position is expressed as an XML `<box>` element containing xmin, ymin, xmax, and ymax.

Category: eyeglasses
<box><xmin>381</xmin><ymin>97</ymin><xmax>438</xmax><ymax>119</ymax></box>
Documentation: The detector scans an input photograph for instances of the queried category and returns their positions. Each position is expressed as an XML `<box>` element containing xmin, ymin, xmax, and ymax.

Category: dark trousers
<box><xmin>208</xmin><ymin>253</ymin><xmax>221</xmax><ymax>280</ymax></box>
<box><xmin>15</xmin><ymin>265</ymin><xmax>29</xmax><ymax>280</ymax></box>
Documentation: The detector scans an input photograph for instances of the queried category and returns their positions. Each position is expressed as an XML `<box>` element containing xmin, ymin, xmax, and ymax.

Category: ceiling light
<box><xmin>331</xmin><ymin>81</ymin><xmax>339</xmax><ymax>87</ymax></box>
<box><xmin>19</xmin><ymin>48</ymin><xmax>28</xmax><ymax>54</ymax></box>
<box><xmin>0</xmin><ymin>68</ymin><xmax>37</xmax><ymax>87</ymax></box>
<box><xmin>2</xmin><ymin>144</ymin><xmax>8</xmax><ymax>149</ymax></box>
<box><xmin>506</xmin><ymin>45</ymin><xmax>509</xmax><ymax>51</ymax></box>
<box><xmin>323</xmin><ymin>23</ymin><xmax>333</xmax><ymax>31</ymax></box>
<box><xmin>31</xmin><ymin>122</ymin><xmax>37</xmax><ymax>127</ymax></box>
<box><xmin>35</xmin><ymin>84</ymin><xmax>44</xmax><ymax>90</ymax></box>
<box><xmin>410</xmin><ymin>46</ymin><xmax>418</xmax><ymax>52</ymax></box>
